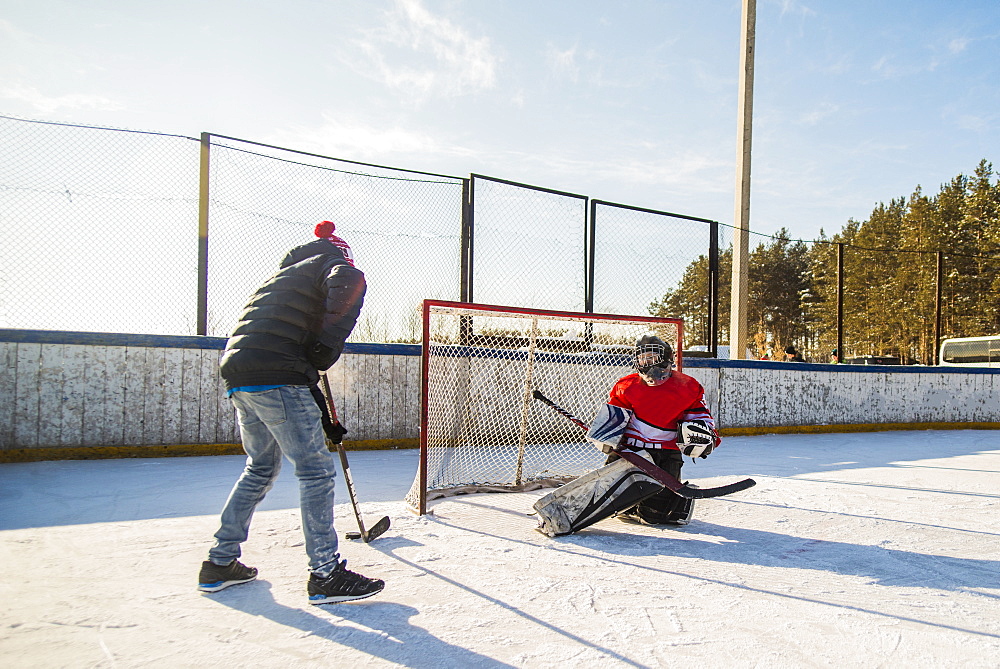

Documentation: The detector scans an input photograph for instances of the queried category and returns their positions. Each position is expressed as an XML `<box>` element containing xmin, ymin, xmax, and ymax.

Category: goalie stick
<box><xmin>320</xmin><ymin>373</ymin><xmax>391</xmax><ymax>543</ymax></box>
<box><xmin>531</xmin><ymin>389</ymin><xmax>756</xmax><ymax>500</ymax></box>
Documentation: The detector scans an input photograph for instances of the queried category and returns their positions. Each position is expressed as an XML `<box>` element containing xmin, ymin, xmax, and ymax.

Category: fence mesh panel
<box><xmin>206</xmin><ymin>138</ymin><xmax>464</xmax><ymax>341</ymax></box>
<box><xmin>592</xmin><ymin>202</ymin><xmax>715</xmax><ymax>347</ymax></box>
<box><xmin>0</xmin><ymin>115</ymin><xmax>200</xmax><ymax>334</ymax></box>
<box><xmin>405</xmin><ymin>301</ymin><xmax>683</xmax><ymax>513</ymax></box>
<box><xmin>470</xmin><ymin>176</ymin><xmax>587</xmax><ymax>312</ymax></box>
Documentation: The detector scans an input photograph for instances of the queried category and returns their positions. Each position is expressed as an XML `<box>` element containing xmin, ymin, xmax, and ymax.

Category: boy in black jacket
<box><xmin>198</xmin><ymin>221</ymin><xmax>384</xmax><ymax>604</ymax></box>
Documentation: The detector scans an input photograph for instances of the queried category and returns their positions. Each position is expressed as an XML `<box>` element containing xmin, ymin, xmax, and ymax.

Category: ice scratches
<box><xmin>213</xmin><ymin>627</ymin><xmax>249</xmax><ymax>643</ymax></box>
<box><xmin>312</xmin><ymin>616</ymin><xmax>398</xmax><ymax>642</ymax></box>
<box><xmin>960</xmin><ymin>587</ymin><xmax>1000</xmax><ymax>600</ymax></box>
<box><xmin>566</xmin><ymin>582</ymin><xmax>597</xmax><ymax>616</ymax></box>
<box><xmin>613</xmin><ymin>604</ymin><xmax>684</xmax><ymax>639</ymax></box>
<box><xmin>98</xmin><ymin>633</ymin><xmax>115</xmax><ymax>664</ymax></box>
<box><xmin>515</xmin><ymin>643</ymin><xmax>642</xmax><ymax>667</ymax></box>
<box><xmin>528</xmin><ymin>578</ymin><xmax>560</xmax><ymax>597</ymax></box>
<box><xmin>43</xmin><ymin>617</ymin><xmax>138</xmax><ymax>631</ymax></box>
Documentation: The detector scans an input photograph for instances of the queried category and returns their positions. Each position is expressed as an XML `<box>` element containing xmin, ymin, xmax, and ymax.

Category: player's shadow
<box><xmin>578</xmin><ymin>520</ymin><xmax>1000</xmax><ymax>592</ymax></box>
<box><xmin>206</xmin><ymin>579</ymin><xmax>513</xmax><ymax>668</ymax></box>
<box><xmin>436</xmin><ymin>496</ymin><xmax>999</xmax><ymax>594</ymax></box>
<box><xmin>371</xmin><ymin>537</ymin><xmax>649</xmax><ymax>668</ymax></box>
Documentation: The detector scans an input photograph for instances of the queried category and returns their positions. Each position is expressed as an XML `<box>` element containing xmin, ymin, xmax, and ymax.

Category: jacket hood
<box><xmin>280</xmin><ymin>238</ymin><xmax>344</xmax><ymax>269</ymax></box>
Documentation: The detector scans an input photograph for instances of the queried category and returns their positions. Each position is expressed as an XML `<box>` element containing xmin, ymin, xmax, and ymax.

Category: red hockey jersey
<box><xmin>607</xmin><ymin>371</ymin><xmax>718</xmax><ymax>451</ymax></box>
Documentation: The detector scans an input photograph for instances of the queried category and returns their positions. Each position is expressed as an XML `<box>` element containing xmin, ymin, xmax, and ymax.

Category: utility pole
<box><xmin>730</xmin><ymin>0</ymin><xmax>756</xmax><ymax>359</ymax></box>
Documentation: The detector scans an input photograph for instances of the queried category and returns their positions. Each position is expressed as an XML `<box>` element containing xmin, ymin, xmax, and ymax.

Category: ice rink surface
<box><xmin>1</xmin><ymin>430</ymin><xmax>998</xmax><ymax>668</ymax></box>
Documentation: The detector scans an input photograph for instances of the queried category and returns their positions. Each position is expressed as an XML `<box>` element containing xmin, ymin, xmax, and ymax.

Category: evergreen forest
<box><xmin>649</xmin><ymin>159</ymin><xmax>1000</xmax><ymax>364</ymax></box>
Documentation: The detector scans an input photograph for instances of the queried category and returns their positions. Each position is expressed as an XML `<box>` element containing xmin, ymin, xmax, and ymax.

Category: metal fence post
<box><xmin>837</xmin><ymin>242</ymin><xmax>844</xmax><ymax>363</ymax></box>
<box><xmin>586</xmin><ymin>198</ymin><xmax>596</xmax><ymax>314</ymax></box>
<box><xmin>197</xmin><ymin>132</ymin><xmax>211</xmax><ymax>336</ymax></box>
<box><xmin>934</xmin><ymin>251</ymin><xmax>943</xmax><ymax>365</ymax></box>
<box><xmin>461</xmin><ymin>178</ymin><xmax>472</xmax><ymax>303</ymax></box>
<box><xmin>460</xmin><ymin>177</ymin><xmax>473</xmax><ymax>344</ymax></box>
<box><xmin>709</xmin><ymin>220</ymin><xmax>719</xmax><ymax>357</ymax></box>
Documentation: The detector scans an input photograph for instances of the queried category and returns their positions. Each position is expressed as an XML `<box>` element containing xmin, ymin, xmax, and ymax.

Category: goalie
<box><xmin>534</xmin><ymin>334</ymin><xmax>720</xmax><ymax>536</ymax></box>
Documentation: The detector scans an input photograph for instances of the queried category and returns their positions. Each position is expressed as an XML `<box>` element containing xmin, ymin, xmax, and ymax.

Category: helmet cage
<box><xmin>634</xmin><ymin>342</ymin><xmax>673</xmax><ymax>374</ymax></box>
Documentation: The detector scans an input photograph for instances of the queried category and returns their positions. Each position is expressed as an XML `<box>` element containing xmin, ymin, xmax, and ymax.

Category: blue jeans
<box><xmin>209</xmin><ymin>385</ymin><xmax>340</xmax><ymax>577</ymax></box>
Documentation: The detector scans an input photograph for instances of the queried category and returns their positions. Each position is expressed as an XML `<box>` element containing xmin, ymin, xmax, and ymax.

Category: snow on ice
<box><xmin>1</xmin><ymin>431</ymin><xmax>998</xmax><ymax>667</ymax></box>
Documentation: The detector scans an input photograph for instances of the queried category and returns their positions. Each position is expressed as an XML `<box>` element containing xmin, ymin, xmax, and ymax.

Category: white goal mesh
<box><xmin>405</xmin><ymin>300</ymin><xmax>683</xmax><ymax>514</ymax></box>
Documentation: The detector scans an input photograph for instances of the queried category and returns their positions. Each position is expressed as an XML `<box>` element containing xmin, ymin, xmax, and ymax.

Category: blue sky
<box><xmin>2</xmin><ymin>0</ymin><xmax>998</xmax><ymax>242</ymax></box>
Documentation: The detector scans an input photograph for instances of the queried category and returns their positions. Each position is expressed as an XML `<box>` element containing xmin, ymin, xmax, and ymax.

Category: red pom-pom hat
<box><xmin>314</xmin><ymin>220</ymin><xmax>355</xmax><ymax>267</ymax></box>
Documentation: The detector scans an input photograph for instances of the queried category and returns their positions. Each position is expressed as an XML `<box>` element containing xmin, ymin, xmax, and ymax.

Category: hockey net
<box><xmin>405</xmin><ymin>300</ymin><xmax>683</xmax><ymax>514</ymax></box>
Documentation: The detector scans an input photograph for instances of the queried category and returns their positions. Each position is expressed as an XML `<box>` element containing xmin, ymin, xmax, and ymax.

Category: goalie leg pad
<box><xmin>633</xmin><ymin>449</ymin><xmax>694</xmax><ymax>525</ymax></box>
<box><xmin>635</xmin><ymin>494</ymin><xmax>695</xmax><ymax>525</ymax></box>
<box><xmin>533</xmin><ymin>457</ymin><xmax>662</xmax><ymax>537</ymax></box>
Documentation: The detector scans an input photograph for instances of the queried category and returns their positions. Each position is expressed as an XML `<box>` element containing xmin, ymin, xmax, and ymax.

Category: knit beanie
<box><xmin>314</xmin><ymin>220</ymin><xmax>355</xmax><ymax>267</ymax></box>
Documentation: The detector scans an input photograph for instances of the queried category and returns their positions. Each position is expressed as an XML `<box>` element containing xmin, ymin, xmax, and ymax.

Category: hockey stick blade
<box><xmin>363</xmin><ymin>515</ymin><xmax>391</xmax><ymax>543</ymax></box>
<box><xmin>678</xmin><ymin>477</ymin><xmax>756</xmax><ymax>499</ymax></box>
<box><xmin>346</xmin><ymin>515</ymin><xmax>390</xmax><ymax>542</ymax></box>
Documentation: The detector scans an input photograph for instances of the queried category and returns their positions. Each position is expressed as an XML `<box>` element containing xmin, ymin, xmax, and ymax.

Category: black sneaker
<box><xmin>308</xmin><ymin>562</ymin><xmax>384</xmax><ymax>604</ymax></box>
<box><xmin>198</xmin><ymin>559</ymin><xmax>258</xmax><ymax>593</ymax></box>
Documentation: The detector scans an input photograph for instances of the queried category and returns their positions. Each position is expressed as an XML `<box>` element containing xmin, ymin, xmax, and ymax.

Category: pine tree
<box><xmin>647</xmin><ymin>159</ymin><xmax>999</xmax><ymax>361</ymax></box>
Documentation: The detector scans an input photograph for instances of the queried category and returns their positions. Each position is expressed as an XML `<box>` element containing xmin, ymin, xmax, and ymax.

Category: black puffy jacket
<box><xmin>219</xmin><ymin>239</ymin><xmax>366</xmax><ymax>391</ymax></box>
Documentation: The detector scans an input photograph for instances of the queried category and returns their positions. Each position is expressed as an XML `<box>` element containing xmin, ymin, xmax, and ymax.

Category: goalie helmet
<box><xmin>634</xmin><ymin>334</ymin><xmax>674</xmax><ymax>384</ymax></box>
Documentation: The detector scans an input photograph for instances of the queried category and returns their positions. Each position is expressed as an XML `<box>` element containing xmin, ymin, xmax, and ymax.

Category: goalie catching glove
<box><xmin>677</xmin><ymin>420</ymin><xmax>716</xmax><ymax>458</ymax></box>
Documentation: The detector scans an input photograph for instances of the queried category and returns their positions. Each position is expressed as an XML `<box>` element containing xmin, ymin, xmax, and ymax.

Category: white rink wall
<box><xmin>1</xmin><ymin>331</ymin><xmax>999</xmax><ymax>459</ymax></box>
<box><xmin>0</xmin><ymin>332</ymin><xmax>422</xmax><ymax>457</ymax></box>
<box><xmin>683</xmin><ymin>360</ymin><xmax>1000</xmax><ymax>429</ymax></box>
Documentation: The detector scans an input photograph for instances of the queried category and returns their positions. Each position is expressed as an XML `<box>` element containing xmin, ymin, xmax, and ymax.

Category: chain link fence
<box><xmin>5</xmin><ymin>114</ymin><xmax>993</xmax><ymax>362</ymax></box>
<box><xmin>0</xmin><ymin>115</ymin><xmax>200</xmax><ymax>334</ymax></box>
<box><xmin>205</xmin><ymin>136</ymin><xmax>464</xmax><ymax>342</ymax></box>
<box><xmin>0</xmin><ymin>116</ymin><xmax>718</xmax><ymax>344</ymax></box>
<box><xmin>467</xmin><ymin>175</ymin><xmax>588</xmax><ymax>313</ymax></box>
<box><xmin>591</xmin><ymin>201</ymin><xmax>718</xmax><ymax>350</ymax></box>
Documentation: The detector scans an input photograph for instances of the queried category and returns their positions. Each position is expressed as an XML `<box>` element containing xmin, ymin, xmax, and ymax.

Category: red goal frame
<box><xmin>410</xmin><ymin>299</ymin><xmax>685</xmax><ymax>515</ymax></box>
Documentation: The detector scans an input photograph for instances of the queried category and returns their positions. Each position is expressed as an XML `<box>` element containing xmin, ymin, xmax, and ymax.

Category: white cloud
<box><xmin>546</xmin><ymin>44</ymin><xmax>580</xmax><ymax>82</ymax></box>
<box><xmin>871</xmin><ymin>55</ymin><xmax>894</xmax><ymax>78</ymax></box>
<box><xmin>268</xmin><ymin>113</ymin><xmax>731</xmax><ymax>211</ymax></box>
<box><xmin>0</xmin><ymin>84</ymin><xmax>123</xmax><ymax>114</ymax></box>
<box><xmin>948</xmin><ymin>37</ymin><xmax>970</xmax><ymax>54</ymax></box>
<box><xmin>798</xmin><ymin>102</ymin><xmax>840</xmax><ymax>126</ymax></box>
<box><xmin>870</xmin><ymin>54</ymin><xmax>929</xmax><ymax>79</ymax></box>
<box><xmin>348</xmin><ymin>0</ymin><xmax>498</xmax><ymax>100</ymax></box>
<box><xmin>772</xmin><ymin>0</ymin><xmax>816</xmax><ymax>18</ymax></box>
<box><xmin>269</xmin><ymin>114</ymin><xmax>471</xmax><ymax>163</ymax></box>
<box><xmin>941</xmin><ymin>103</ymin><xmax>992</xmax><ymax>133</ymax></box>
<box><xmin>496</xmin><ymin>145</ymin><xmax>732</xmax><ymax>202</ymax></box>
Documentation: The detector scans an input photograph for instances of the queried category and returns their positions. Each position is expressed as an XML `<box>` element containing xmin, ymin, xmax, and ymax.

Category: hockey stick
<box><xmin>320</xmin><ymin>373</ymin><xmax>391</xmax><ymax>543</ymax></box>
<box><xmin>531</xmin><ymin>390</ymin><xmax>756</xmax><ymax>500</ymax></box>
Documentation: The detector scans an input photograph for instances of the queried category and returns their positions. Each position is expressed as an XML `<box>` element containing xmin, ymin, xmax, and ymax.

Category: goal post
<box><xmin>405</xmin><ymin>300</ymin><xmax>684</xmax><ymax>514</ymax></box>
